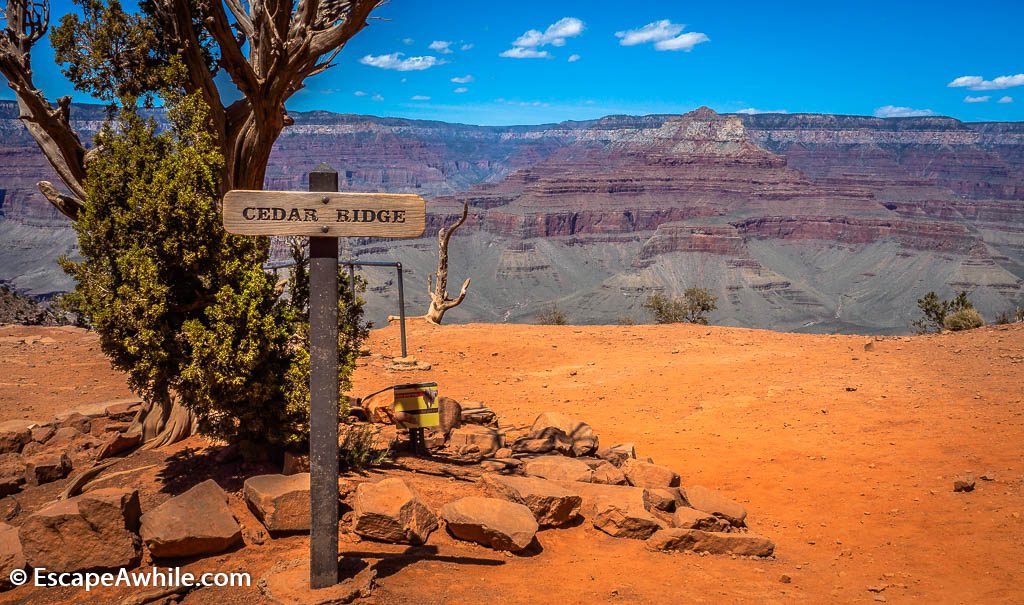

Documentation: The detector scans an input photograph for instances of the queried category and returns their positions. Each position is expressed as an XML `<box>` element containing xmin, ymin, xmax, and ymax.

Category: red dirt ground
<box><xmin>1</xmin><ymin>321</ymin><xmax>1023</xmax><ymax>604</ymax></box>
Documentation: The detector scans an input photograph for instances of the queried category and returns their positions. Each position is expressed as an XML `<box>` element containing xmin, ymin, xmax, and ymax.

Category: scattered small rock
<box><xmin>953</xmin><ymin>476</ymin><xmax>976</xmax><ymax>493</ymax></box>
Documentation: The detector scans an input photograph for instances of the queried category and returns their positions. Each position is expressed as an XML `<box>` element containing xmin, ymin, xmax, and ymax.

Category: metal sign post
<box><xmin>222</xmin><ymin>166</ymin><xmax>425</xmax><ymax>589</ymax></box>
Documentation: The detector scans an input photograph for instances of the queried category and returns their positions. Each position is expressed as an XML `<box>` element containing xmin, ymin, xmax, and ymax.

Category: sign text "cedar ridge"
<box><xmin>240</xmin><ymin>207</ymin><xmax>409</xmax><ymax>224</ymax></box>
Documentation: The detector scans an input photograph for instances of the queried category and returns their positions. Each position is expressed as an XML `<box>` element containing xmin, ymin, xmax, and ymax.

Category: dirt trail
<box><xmin>1</xmin><ymin>321</ymin><xmax>1022</xmax><ymax>604</ymax></box>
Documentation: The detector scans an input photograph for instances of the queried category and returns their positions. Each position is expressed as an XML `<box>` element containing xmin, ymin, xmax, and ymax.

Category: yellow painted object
<box><xmin>393</xmin><ymin>382</ymin><xmax>439</xmax><ymax>429</ymax></box>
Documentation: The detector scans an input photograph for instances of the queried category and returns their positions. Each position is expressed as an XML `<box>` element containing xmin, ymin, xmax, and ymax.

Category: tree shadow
<box><xmin>341</xmin><ymin>545</ymin><xmax>504</xmax><ymax>580</ymax></box>
<box><xmin>155</xmin><ymin>444</ymin><xmax>279</xmax><ymax>496</ymax></box>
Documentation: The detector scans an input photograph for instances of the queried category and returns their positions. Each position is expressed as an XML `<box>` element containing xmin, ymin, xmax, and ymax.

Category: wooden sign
<box><xmin>223</xmin><ymin>190</ymin><xmax>426</xmax><ymax>238</ymax></box>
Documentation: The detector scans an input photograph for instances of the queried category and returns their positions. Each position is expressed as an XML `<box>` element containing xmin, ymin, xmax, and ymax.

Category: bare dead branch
<box><xmin>424</xmin><ymin>201</ymin><xmax>471</xmax><ymax>324</ymax></box>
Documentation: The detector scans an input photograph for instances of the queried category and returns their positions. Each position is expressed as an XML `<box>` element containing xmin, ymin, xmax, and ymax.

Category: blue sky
<box><xmin>4</xmin><ymin>0</ymin><xmax>1023</xmax><ymax>125</ymax></box>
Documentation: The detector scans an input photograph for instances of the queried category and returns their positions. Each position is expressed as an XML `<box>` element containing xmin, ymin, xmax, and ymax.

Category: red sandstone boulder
<box><xmin>23</xmin><ymin>451</ymin><xmax>71</xmax><ymax>486</ymax></box>
<box><xmin>0</xmin><ymin>421</ymin><xmax>31</xmax><ymax>455</ymax></box>
<box><xmin>528</xmin><ymin>412</ymin><xmax>598</xmax><ymax>456</ymax></box>
<box><xmin>441</xmin><ymin>497</ymin><xmax>538</xmax><ymax>552</ymax></box>
<box><xmin>140</xmin><ymin>480</ymin><xmax>242</xmax><ymax>558</ymax></box>
<box><xmin>0</xmin><ymin>454</ymin><xmax>25</xmax><ymax>496</ymax></box>
<box><xmin>483</xmin><ymin>474</ymin><xmax>582</xmax><ymax>528</ymax></box>
<box><xmin>352</xmin><ymin>478</ymin><xmax>437</xmax><ymax>544</ymax></box>
<box><xmin>0</xmin><ymin>522</ymin><xmax>25</xmax><ymax>586</ymax></box>
<box><xmin>672</xmin><ymin>507</ymin><xmax>728</xmax><ymax>531</ymax></box>
<box><xmin>524</xmin><ymin>455</ymin><xmax>594</xmax><ymax>483</ymax></box>
<box><xmin>681</xmin><ymin>485</ymin><xmax>747</xmax><ymax>527</ymax></box>
<box><xmin>591</xmin><ymin>494</ymin><xmax>664</xmax><ymax>539</ymax></box>
<box><xmin>447</xmin><ymin>425</ymin><xmax>501</xmax><ymax>457</ymax></box>
<box><xmin>244</xmin><ymin>473</ymin><xmax>311</xmax><ymax>534</ymax></box>
<box><xmin>622</xmin><ymin>459</ymin><xmax>680</xmax><ymax>489</ymax></box>
<box><xmin>596</xmin><ymin>443</ymin><xmax>636</xmax><ymax>467</ymax></box>
<box><xmin>19</xmin><ymin>488</ymin><xmax>141</xmax><ymax>572</ymax></box>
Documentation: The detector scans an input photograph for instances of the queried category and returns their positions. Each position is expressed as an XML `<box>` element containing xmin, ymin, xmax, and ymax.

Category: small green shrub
<box><xmin>537</xmin><ymin>306</ymin><xmax>568</xmax><ymax>325</ymax></box>
<box><xmin>642</xmin><ymin>288</ymin><xmax>717</xmax><ymax>324</ymax></box>
<box><xmin>339</xmin><ymin>424</ymin><xmax>391</xmax><ymax>469</ymax></box>
<box><xmin>943</xmin><ymin>307</ymin><xmax>985</xmax><ymax>331</ymax></box>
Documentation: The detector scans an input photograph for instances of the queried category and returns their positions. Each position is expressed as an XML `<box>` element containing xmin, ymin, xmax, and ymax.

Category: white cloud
<box><xmin>998</xmin><ymin>95</ymin><xmax>1014</xmax><ymax>103</ymax></box>
<box><xmin>372</xmin><ymin>93</ymin><xmax>384</xmax><ymax>101</ymax></box>
<box><xmin>411</xmin><ymin>95</ymin><xmax>431</xmax><ymax>101</ymax></box>
<box><xmin>353</xmin><ymin>90</ymin><xmax>368</xmax><ymax>97</ymax></box>
<box><xmin>874</xmin><ymin>105</ymin><xmax>935</xmax><ymax>118</ymax></box>
<box><xmin>451</xmin><ymin>75</ymin><xmax>474</xmax><ymax>84</ymax></box>
<box><xmin>615</xmin><ymin>20</ymin><xmax>709</xmax><ymax>52</ymax></box>
<box><xmin>454</xmin><ymin>87</ymin><xmax>469</xmax><ymax>94</ymax></box>
<box><xmin>948</xmin><ymin>74</ymin><xmax>1024</xmax><ymax>91</ymax></box>
<box><xmin>501</xmin><ymin>17</ymin><xmax>584</xmax><ymax>58</ymax></box>
<box><xmin>402</xmin><ymin>38</ymin><xmax>414</xmax><ymax>45</ymax></box>
<box><xmin>964</xmin><ymin>95</ymin><xmax>990</xmax><ymax>103</ymax></box>
<box><xmin>499</xmin><ymin>47</ymin><xmax>551</xmax><ymax>59</ymax></box>
<box><xmin>359</xmin><ymin>53</ymin><xmax>444</xmax><ymax>71</ymax></box>
<box><xmin>736</xmin><ymin>108</ymin><xmax>788</xmax><ymax>115</ymax></box>
<box><xmin>655</xmin><ymin>32</ymin><xmax>710</xmax><ymax>52</ymax></box>
<box><xmin>429</xmin><ymin>40</ymin><xmax>453</xmax><ymax>54</ymax></box>
<box><xmin>616</xmin><ymin>20</ymin><xmax>682</xmax><ymax>46</ymax></box>
<box><xmin>460</xmin><ymin>43</ymin><xmax>474</xmax><ymax>51</ymax></box>
<box><xmin>568</xmin><ymin>54</ymin><xmax>580</xmax><ymax>63</ymax></box>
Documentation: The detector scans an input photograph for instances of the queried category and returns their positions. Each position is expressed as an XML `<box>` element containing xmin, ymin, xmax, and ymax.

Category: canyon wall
<box><xmin>1</xmin><ymin>101</ymin><xmax>1021</xmax><ymax>332</ymax></box>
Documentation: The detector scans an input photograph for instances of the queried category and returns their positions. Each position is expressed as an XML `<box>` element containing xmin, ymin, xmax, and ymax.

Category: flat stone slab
<box><xmin>258</xmin><ymin>557</ymin><xmax>376</xmax><ymax>605</ymax></box>
<box><xmin>140</xmin><ymin>479</ymin><xmax>242</xmax><ymax>558</ymax></box>
<box><xmin>646</xmin><ymin>528</ymin><xmax>775</xmax><ymax>557</ymax></box>
<box><xmin>440</xmin><ymin>497</ymin><xmax>538</xmax><ymax>551</ymax></box>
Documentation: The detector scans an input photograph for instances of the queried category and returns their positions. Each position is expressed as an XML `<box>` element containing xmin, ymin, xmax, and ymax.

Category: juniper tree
<box><xmin>61</xmin><ymin>95</ymin><xmax>366</xmax><ymax>449</ymax></box>
<box><xmin>1</xmin><ymin>0</ymin><xmax>382</xmax><ymax>445</ymax></box>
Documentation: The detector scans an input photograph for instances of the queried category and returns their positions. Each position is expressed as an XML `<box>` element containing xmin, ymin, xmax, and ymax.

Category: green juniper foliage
<box><xmin>60</xmin><ymin>95</ymin><xmax>366</xmax><ymax>448</ymax></box>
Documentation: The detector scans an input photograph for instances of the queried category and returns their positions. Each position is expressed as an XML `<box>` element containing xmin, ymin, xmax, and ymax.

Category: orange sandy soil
<box><xmin>1</xmin><ymin>321</ymin><xmax>1023</xmax><ymax>604</ymax></box>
